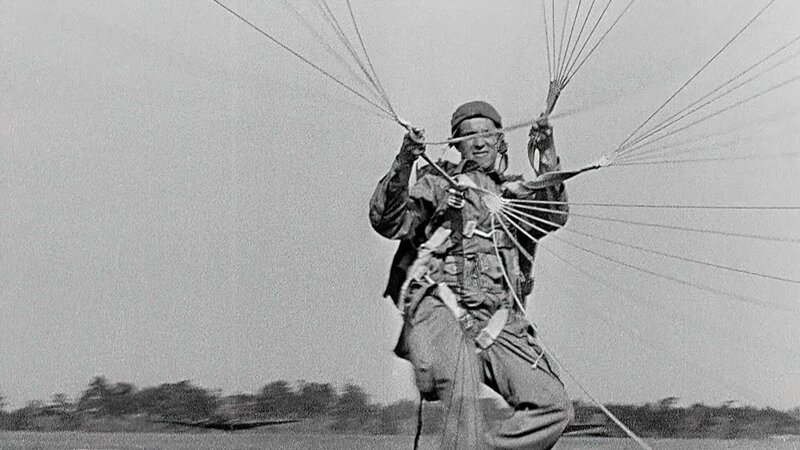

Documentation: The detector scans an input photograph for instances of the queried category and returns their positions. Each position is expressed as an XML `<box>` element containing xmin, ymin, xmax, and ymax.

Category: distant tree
<box><xmin>657</xmin><ymin>396</ymin><xmax>680</xmax><ymax>410</ymax></box>
<box><xmin>331</xmin><ymin>383</ymin><xmax>375</xmax><ymax>432</ymax></box>
<box><xmin>219</xmin><ymin>393</ymin><xmax>259</xmax><ymax>418</ymax></box>
<box><xmin>105</xmin><ymin>382</ymin><xmax>137</xmax><ymax>416</ymax></box>
<box><xmin>25</xmin><ymin>399</ymin><xmax>44</xmax><ymax>410</ymax></box>
<box><xmin>722</xmin><ymin>399</ymin><xmax>740</xmax><ymax>409</ymax></box>
<box><xmin>48</xmin><ymin>393</ymin><xmax>75</xmax><ymax>417</ymax></box>
<box><xmin>0</xmin><ymin>391</ymin><xmax>6</xmax><ymax>413</ymax></box>
<box><xmin>50</xmin><ymin>393</ymin><xmax>71</xmax><ymax>408</ymax></box>
<box><xmin>685</xmin><ymin>403</ymin><xmax>714</xmax><ymax>437</ymax></box>
<box><xmin>296</xmin><ymin>381</ymin><xmax>336</xmax><ymax>417</ymax></box>
<box><xmin>134</xmin><ymin>381</ymin><xmax>216</xmax><ymax>421</ymax></box>
<box><xmin>336</xmin><ymin>383</ymin><xmax>371</xmax><ymax>416</ymax></box>
<box><xmin>76</xmin><ymin>377</ymin><xmax>139</xmax><ymax>417</ymax></box>
<box><xmin>77</xmin><ymin>376</ymin><xmax>111</xmax><ymax>414</ymax></box>
<box><xmin>42</xmin><ymin>393</ymin><xmax>81</xmax><ymax>431</ymax></box>
<box><xmin>257</xmin><ymin>381</ymin><xmax>297</xmax><ymax>416</ymax></box>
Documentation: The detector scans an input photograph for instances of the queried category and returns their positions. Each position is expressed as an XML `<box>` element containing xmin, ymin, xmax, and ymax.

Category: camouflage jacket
<box><xmin>369</xmin><ymin>149</ymin><xmax>569</xmax><ymax>314</ymax></box>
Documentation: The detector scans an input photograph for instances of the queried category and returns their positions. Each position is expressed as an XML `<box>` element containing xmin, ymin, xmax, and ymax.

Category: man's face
<box><xmin>455</xmin><ymin>117</ymin><xmax>499</xmax><ymax>171</ymax></box>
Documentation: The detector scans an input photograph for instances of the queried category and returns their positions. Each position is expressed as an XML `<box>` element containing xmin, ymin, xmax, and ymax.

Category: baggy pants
<box><xmin>408</xmin><ymin>296</ymin><xmax>574</xmax><ymax>450</ymax></box>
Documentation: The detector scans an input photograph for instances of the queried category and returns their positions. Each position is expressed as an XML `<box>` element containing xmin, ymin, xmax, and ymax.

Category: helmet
<box><xmin>450</xmin><ymin>101</ymin><xmax>502</xmax><ymax>136</ymax></box>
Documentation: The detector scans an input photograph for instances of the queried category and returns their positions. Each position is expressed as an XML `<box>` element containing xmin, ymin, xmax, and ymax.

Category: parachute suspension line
<box><xmin>312</xmin><ymin>0</ymin><xmax>388</xmax><ymax>104</ymax></box>
<box><xmin>556</xmin><ymin>209</ymin><xmax>800</xmax><ymax>245</ymax></box>
<box><xmin>499</xmin><ymin>199</ymin><xmax>800</xmax><ymax>245</ymax></box>
<box><xmin>487</xmin><ymin>214</ymin><xmax>653</xmax><ymax>450</ymax></box>
<box><xmin>345</xmin><ymin>0</ymin><xmax>398</xmax><ymax>119</ymax></box>
<box><xmin>498</xmin><ymin>196</ymin><xmax>790</xmax><ymax>436</ymax></box>
<box><xmin>619</xmin><ymin>139</ymin><xmax>790</xmax><ymax>166</ymax></box>
<box><xmin>541</xmin><ymin>0</ymin><xmax>554</xmax><ymax>82</ymax></box>
<box><xmin>310</xmin><ymin>1</ymin><xmax>454</xmax><ymax>188</ymax></box>
<box><xmin>561</xmin><ymin>225</ymin><xmax>800</xmax><ymax>285</ymax></box>
<box><xmin>540</xmin><ymin>0</ymin><xmax>637</xmax><ymax>116</ymax></box>
<box><xmin>545</xmin><ymin>245</ymin><xmax>771</xmax><ymax>407</ymax></box>
<box><xmin>422</xmin><ymin>117</ymin><xmax>541</xmax><ymax>146</ymax></box>
<box><xmin>311</xmin><ymin>2</ymin><xmax>458</xmax><ymax>190</ymax></box>
<box><xmin>506</xmin><ymin>202</ymin><xmax>800</xmax><ymax>267</ymax></box>
<box><xmin>539</xmin><ymin>0</ymin><xmax>563</xmax><ymax>116</ymax></box>
<box><xmin>619</xmin><ymin>125</ymin><xmax>798</xmax><ymax>164</ymax></box>
<box><xmin>551</xmin><ymin>0</ymin><xmax>557</xmax><ymax>77</ymax></box>
<box><xmin>614</xmin><ymin>152</ymin><xmax>800</xmax><ymax>166</ymax></box>
<box><xmin>277</xmin><ymin>0</ymin><xmax>380</xmax><ymax>102</ymax></box>
<box><xmin>539</xmin><ymin>345</ymin><xmax>655</xmax><ymax>450</ymax></box>
<box><xmin>556</xmin><ymin>0</ymin><xmax>573</xmax><ymax>84</ymax></box>
<box><xmin>555</xmin><ymin>0</ymin><xmax>613</xmax><ymax>89</ymax></box>
<box><xmin>500</xmin><ymin>201</ymin><xmax>568</xmax><ymax>217</ymax></box>
<box><xmin>209</xmin><ymin>0</ymin><xmax>395</xmax><ymax>120</ymax></box>
<box><xmin>491</xmin><ymin>214</ymin><xmax>539</xmax><ymax>285</ymax></box>
<box><xmin>496</xmin><ymin>204</ymin><xmax>795</xmax><ymax>311</ymax></box>
<box><xmin>314</xmin><ymin>2</ymin><xmax>457</xmax><ymax>185</ymax></box>
<box><xmin>615</xmin><ymin>41</ymin><xmax>800</xmax><ymax>161</ymax></box>
<box><xmin>626</xmin><ymin>119</ymin><xmax>769</xmax><ymax>159</ymax></box>
<box><xmin>213</xmin><ymin>0</ymin><xmax>438</xmax><ymax>181</ymax></box>
<box><xmin>561</xmin><ymin>0</ymin><xmax>638</xmax><ymax>88</ymax></box>
<box><xmin>413</xmin><ymin>396</ymin><xmax>423</xmax><ymax>450</ymax></box>
<box><xmin>617</xmin><ymin>35</ymin><xmax>800</xmax><ymax>157</ymax></box>
<box><xmin>316</xmin><ymin>0</ymin><xmax>392</xmax><ymax>112</ymax></box>
<box><xmin>504</xmin><ymin>198</ymin><xmax>800</xmax><ymax>211</ymax></box>
<box><xmin>621</xmin><ymin>69</ymin><xmax>800</xmax><ymax>160</ymax></box>
<box><xmin>614</xmin><ymin>107</ymin><xmax>797</xmax><ymax>164</ymax></box>
<box><xmin>557</xmin><ymin>0</ymin><xmax>597</xmax><ymax>85</ymax></box>
<box><xmin>612</xmin><ymin>110</ymin><xmax>800</xmax><ymax>165</ymax></box>
<box><xmin>612</xmin><ymin>73</ymin><xmax>800</xmax><ymax>161</ymax></box>
<box><xmin>554</xmin><ymin>0</ymin><xmax>586</xmax><ymax>84</ymax></box>
<box><xmin>420</xmin><ymin>110</ymin><xmax>576</xmax><ymax>147</ymax></box>
<box><xmin>614</xmin><ymin>0</ymin><xmax>778</xmax><ymax>153</ymax></box>
<box><xmin>502</xmin><ymin>199</ymin><xmax>800</xmax><ymax>244</ymax></box>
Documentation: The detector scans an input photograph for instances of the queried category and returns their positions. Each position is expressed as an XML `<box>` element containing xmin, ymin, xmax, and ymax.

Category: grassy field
<box><xmin>1</xmin><ymin>432</ymin><xmax>799</xmax><ymax>449</ymax></box>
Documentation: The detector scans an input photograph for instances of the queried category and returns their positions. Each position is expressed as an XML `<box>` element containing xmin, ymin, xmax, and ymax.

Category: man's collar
<box><xmin>455</xmin><ymin>159</ymin><xmax>480</xmax><ymax>174</ymax></box>
<box><xmin>454</xmin><ymin>160</ymin><xmax>503</xmax><ymax>183</ymax></box>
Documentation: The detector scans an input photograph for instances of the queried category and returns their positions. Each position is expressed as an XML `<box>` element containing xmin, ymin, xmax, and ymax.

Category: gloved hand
<box><xmin>529</xmin><ymin>118</ymin><xmax>552</xmax><ymax>146</ymax></box>
<box><xmin>397</xmin><ymin>127</ymin><xmax>426</xmax><ymax>164</ymax></box>
<box><xmin>528</xmin><ymin>118</ymin><xmax>559</xmax><ymax>175</ymax></box>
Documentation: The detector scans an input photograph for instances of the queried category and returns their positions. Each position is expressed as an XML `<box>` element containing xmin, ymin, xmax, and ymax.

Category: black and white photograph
<box><xmin>2</xmin><ymin>1</ymin><xmax>799</xmax><ymax>448</ymax></box>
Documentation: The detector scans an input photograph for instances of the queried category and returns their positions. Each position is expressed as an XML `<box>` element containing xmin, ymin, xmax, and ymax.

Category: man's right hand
<box><xmin>398</xmin><ymin>128</ymin><xmax>426</xmax><ymax>163</ymax></box>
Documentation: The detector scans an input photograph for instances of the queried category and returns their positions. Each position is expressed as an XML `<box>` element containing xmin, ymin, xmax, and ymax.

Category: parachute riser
<box><xmin>544</xmin><ymin>79</ymin><xmax>565</xmax><ymax>117</ymax></box>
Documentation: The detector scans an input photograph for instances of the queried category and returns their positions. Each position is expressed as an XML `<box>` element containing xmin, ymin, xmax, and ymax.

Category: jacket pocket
<box><xmin>477</xmin><ymin>253</ymin><xmax>506</xmax><ymax>293</ymax></box>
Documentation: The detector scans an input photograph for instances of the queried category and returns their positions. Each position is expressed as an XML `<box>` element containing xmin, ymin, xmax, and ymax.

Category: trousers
<box><xmin>408</xmin><ymin>295</ymin><xmax>573</xmax><ymax>450</ymax></box>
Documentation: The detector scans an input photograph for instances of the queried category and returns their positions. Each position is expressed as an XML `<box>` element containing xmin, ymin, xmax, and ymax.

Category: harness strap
<box><xmin>400</xmin><ymin>227</ymin><xmax>452</xmax><ymax>302</ymax></box>
<box><xmin>475</xmin><ymin>308</ymin><xmax>508</xmax><ymax>350</ymax></box>
<box><xmin>436</xmin><ymin>283</ymin><xmax>472</xmax><ymax>322</ymax></box>
<box><xmin>438</xmin><ymin>283</ymin><xmax>508</xmax><ymax>351</ymax></box>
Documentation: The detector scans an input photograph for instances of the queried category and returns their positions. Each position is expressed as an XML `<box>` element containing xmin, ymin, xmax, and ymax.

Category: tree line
<box><xmin>1</xmin><ymin>378</ymin><xmax>799</xmax><ymax>439</ymax></box>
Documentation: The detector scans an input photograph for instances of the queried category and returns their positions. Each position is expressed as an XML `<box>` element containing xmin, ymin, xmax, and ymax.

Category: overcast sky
<box><xmin>2</xmin><ymin>0</ymin><xmax>799</xmax><ymax>411</ymax></box>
